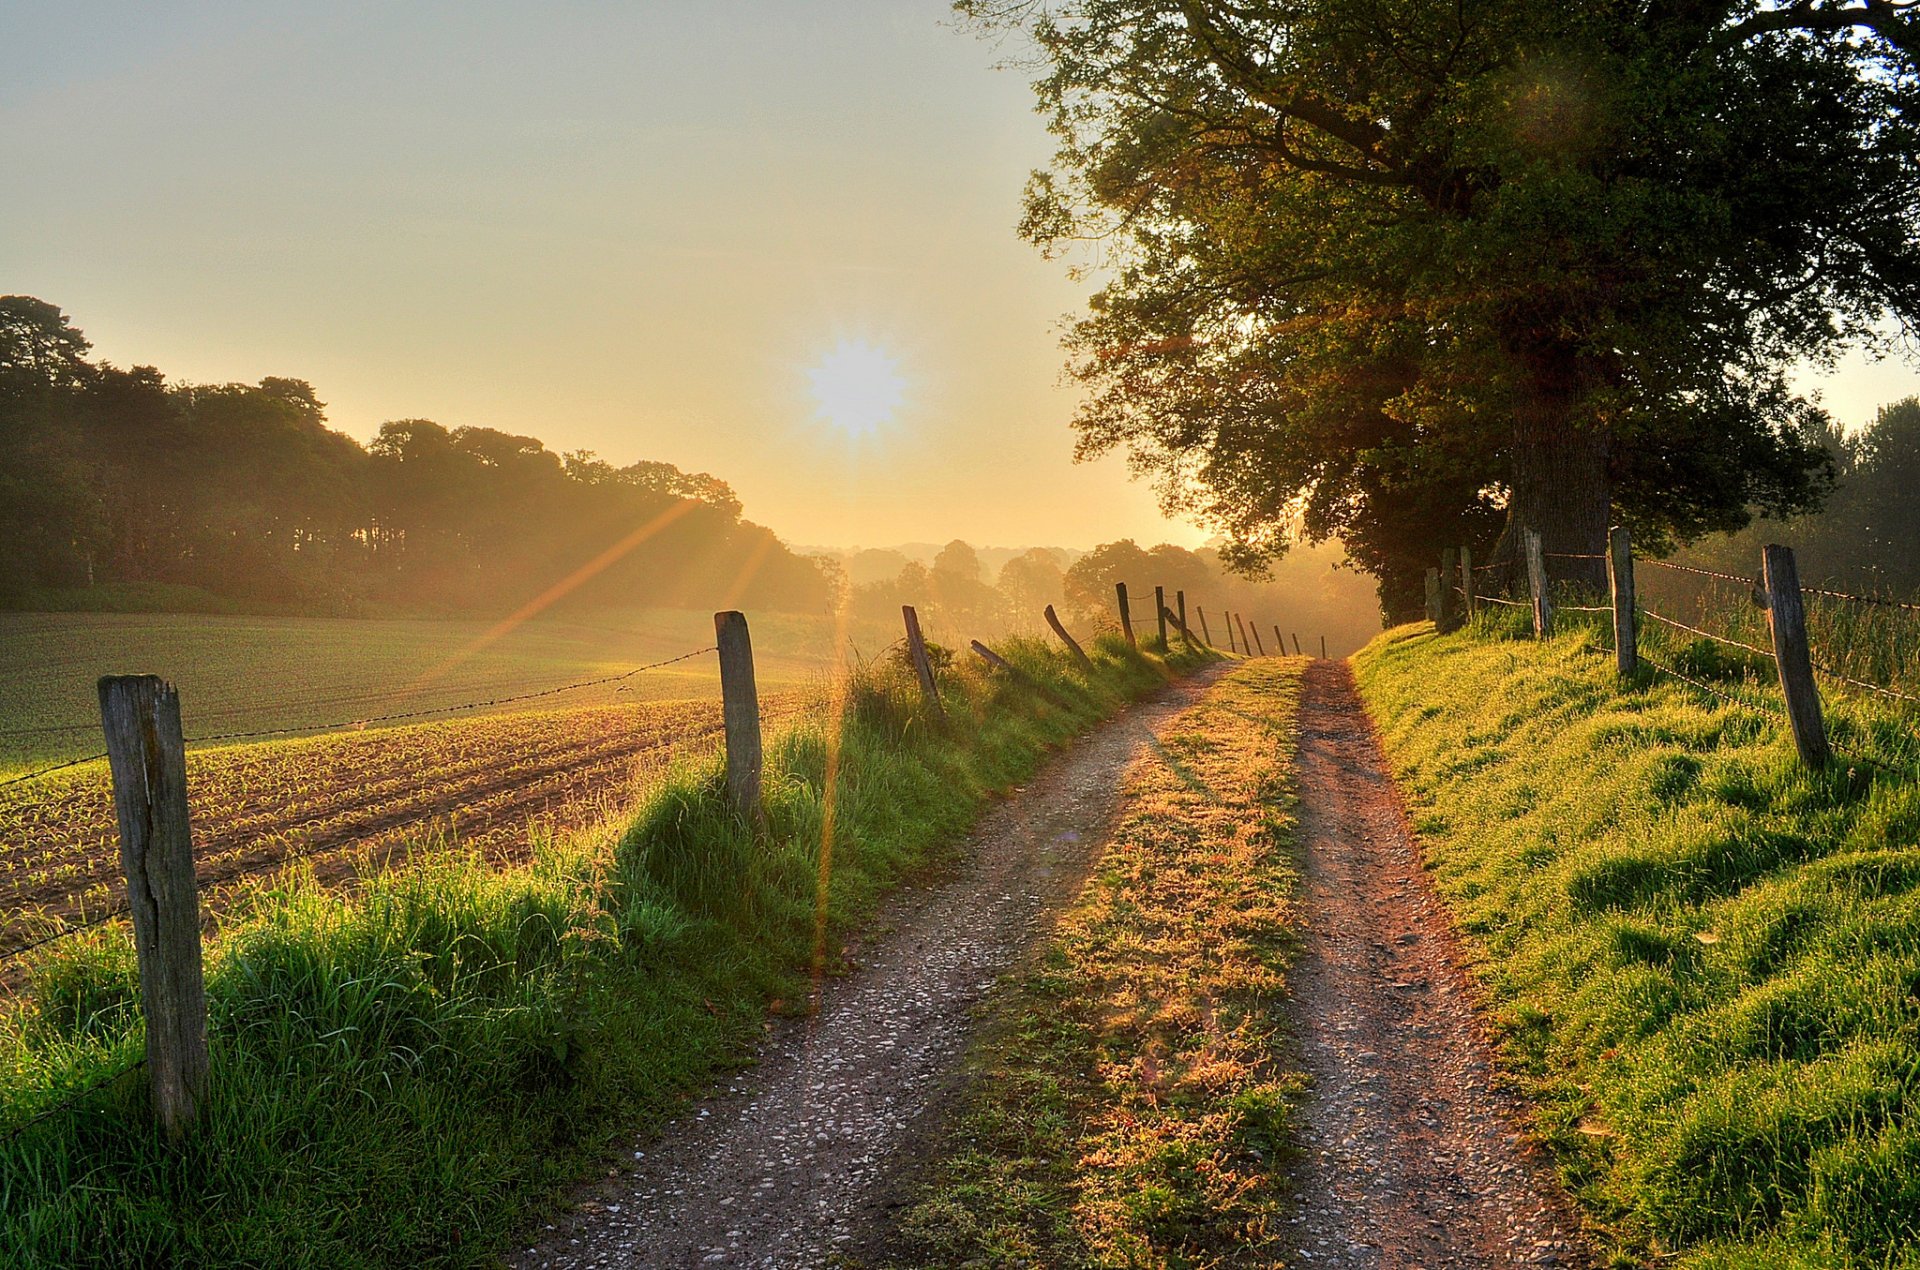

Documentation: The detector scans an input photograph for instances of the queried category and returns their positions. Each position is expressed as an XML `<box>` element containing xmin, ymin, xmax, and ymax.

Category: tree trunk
<box><xmin>1502</xmin><ymin>344</ymin><xmax>1611</xmax><ymax>593</ymax></box>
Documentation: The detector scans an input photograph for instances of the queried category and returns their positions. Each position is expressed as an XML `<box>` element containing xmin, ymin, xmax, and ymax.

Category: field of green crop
<box><xmin>0</xmin><ymin>634</ymin><xmax>1205</xmax><ymax>1268</ymax></box>
<box><xmin>0</xmin><ymin>606</ymin><xmax>893</xmax><ymax>776</ymax></box>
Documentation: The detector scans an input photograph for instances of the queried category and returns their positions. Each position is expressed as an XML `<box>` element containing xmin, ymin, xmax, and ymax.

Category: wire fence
<box><xmin>0</xmin><ymin>1056</ymin><xmax>146</xmax><ymax>1145</ymax></box>
<box><xmin>0</xmin><ymin>646</ymin><xmax>720</xmax><ymax>790</ymax></box>
<box><xmin>0</xmin><ymin>641</ymin><xmax>727</xmax><ymax>972</ymax></box>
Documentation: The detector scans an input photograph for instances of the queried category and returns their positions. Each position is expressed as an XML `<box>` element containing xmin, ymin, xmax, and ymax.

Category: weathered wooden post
<box><xmin>1424</xmin><ymin>568</ymin><xmax>1441</xmax><ymax>624</ymax></box>
<box><xmin>1292</xmin><ymin>633</ymin><xmax>1303</xmax><ymax>656</ymax></box>
<box><xmin>1274</xmin><ymin>624</ymin><xmax>1285</xmax><ymax>656</ymax></box>
<box><xmin>1460</xmin><ymin>545</ymin><xmax>1477</xmax><ymax>619</ymax></box>
<box><xmin>1043</xmin><ymin>604</ymin><xmax>1093</xmax><ymax>667</ymax></box>
<box><xmin>1524</xmin><ymin>527</ymin><xmax>1552</xmax><ymax>638</ymax></box>
<box><xmin>1607</xmin><ymin>527</ymin><xmax>1636</xmax><ymax>678</ymax></box>
<box><xmin>1223</xmin><ymin>611</ymin><xmax>1237</xmax><ymax>653</ymax></box>
<box><xmin>98</xmin><ymin>675</ymin><xmax>208</xmax><ymax>1140</ymax></box>
<box><xmin>1321</xmin><ymin>635</ymin><xmax>1328</xmax><ymax>660</ymax></box>
<box><xmin>1251</xmin><ymin>623</ymin><xmax>1267</xmax><ymax>656</ymax></box>
<box><xmin>1234</xmin><ymin>612</ymin><xmax>1252</xmax><ymax>656</ymax></box>
<box><xmin>1175</xmin><ymin>590</ymin><xmax>1194</xmax><ymax>649</ymax></box>
<box><xmin>1197</xmin><ymin>607</ymin><xmax>1213</xmax><ymax>646</ymax></box>
<box><xmin>1154</xmin><ymin>586</ymin><xmax>1168</xmax><ymax>649</ymax></box>
<box><xmin>1115</xmin><ymin>583</ymin><xmax>1135</xmax><ymax>647</ymax></box>
<box><xmin>901</xmin><ymin>605</ymin><xmax>945</xmax><ymax>718</ymax></box>
<box><xmin>1438</xmin><ymin>548</ymin><xmax>1458</xmax><ymax>632</ymax></box>
<box><xmin>714</xmin><ymin>611</ymin><xmax>764</xmax><ymax>823</ymax></box>
<box><xmin>1762</xmin><ymin>544</ymin><xmax>1829</xmax><ymax>768</ymax></box>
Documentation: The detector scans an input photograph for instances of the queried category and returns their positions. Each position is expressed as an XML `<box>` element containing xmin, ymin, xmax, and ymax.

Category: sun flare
<box><xmin>806</xmin><ymin>339</ymin><xmax>908</xmax><ymax>440</ymax></box>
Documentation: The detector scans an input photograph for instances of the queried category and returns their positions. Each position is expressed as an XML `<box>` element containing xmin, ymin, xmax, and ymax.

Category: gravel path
<box><xmin>1283</xmin><ymin>660</ymin><xmax>1593</xmax><ymax>1268</ymax></box>
<box><xmin>512</xmin><ymin>666</ymin><xmax>1226</xmax><ymax>1269</ymax></box>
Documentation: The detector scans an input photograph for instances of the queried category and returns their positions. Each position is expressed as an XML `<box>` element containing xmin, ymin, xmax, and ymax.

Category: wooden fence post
<box><xmin>1438</xmin><ymin>548</ymin><xmax>1458</xmax><ymax>632</ymax></box>
<box><xmin>901</xmin><ymin>605</ymin><xmax>945</xmax><ymax>718</ymax></box>
<box><xmin>98</xmin><ymin>675</ymin><xmax>207</xmax><ymax>1140</ymax></box>
<box><xmin>1524</xmin><ymin>527</ymin><xmax>1552</xmax><ymax>638</ymax></box>
<box><xmin>1424</xmin><ymin>567</ymin><xmax>1441</xmax><ymax>624</ymax></box>
<box><xmin>714</xmin><ymin>611</ymin><xmax>764</xmax><ymax>823</ymax></box>
<box><xmin>1251</xmin><ymin>623</ymin><xmax>1267</xmax><ymax>656</ymax></box>
<box><xmin>1460</xmin><ymin>545</ymin><xmax>1477</xmax><ymax>619</ymax></box>
<box><xmin>1115</xmin><ymin>583</ymin><xmax>1135</xmax><ymax>647</ymax></box>
<box><xmin>1044</xmin><ymin>604</ymin><xmax>1093</xmax><ymax>667</ymax></box>
<box><xmin>1197</xmin><ymin>607</ymin><xmax>1213</xmax><ymax>646</ymax></box>
<box><xmin>1154</xmin><ymin>586</ymin><xmax>1168</xmax><ymax>649</ymax></box>
<box><xmin>1234</xmin><ymin>612</ymin><xmax>1252</xmax><ymax>656</ymax></box>
<box><xmin>1762</xmin><ymin>544</ymin><xmax>1830</xmax><ymax>768</ymax></box>
<box><xmin>1224</xmin><ymin>611</ymin><xmax>1237</xmax><ymax>653</ymax></box>
<box><xmin>1274</xmin><ymin>624</ymin><xmax>1285</xmax><ymax>656</ymax></box>
<box><xmin>1321</xmin><ymin>635</ymin><xmax>1328</xmax><ymax>660</ymax></box>
<box><xmin>1607</xmin><ymin>527</ymin><xmax>1636</xmax><ymax>678</ymax></box>
<box><xmin>1175</xmin><ymin>590</ymin><xmax>1194</xmax><ymax>649</ymax></box>
<box><xmin>1292</xmin><ymin>633</ymin><xmax>1303</xmax><ymax>656</ymax></box>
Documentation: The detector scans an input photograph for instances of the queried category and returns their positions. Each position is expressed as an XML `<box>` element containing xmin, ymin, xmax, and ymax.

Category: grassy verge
<box><xmin>881</xmin><ymin>659</ymin><xmax>1305</xmax><ymax>1269</ymax></box>
<box><xmin>1353</xmin><ymin>621</ymin><xmax>1920</xmax><ymax>1269</ymax></box>
<box><xmin>0</xmin><ymin>635</ymin><xmax>1205</xmax><ymax>1268</ymax></box>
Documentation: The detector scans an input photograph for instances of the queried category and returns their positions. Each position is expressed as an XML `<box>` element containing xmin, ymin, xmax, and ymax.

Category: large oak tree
<box><xmin>965</xmin><ymin>0</ymin><xmax>1920</xmax><ymax>612</ymax></box>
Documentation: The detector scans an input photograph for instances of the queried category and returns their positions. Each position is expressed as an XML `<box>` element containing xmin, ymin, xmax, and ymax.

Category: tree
<box><xmin>963</xmin><ymin>0</ymin><xmax>1918</xmax><ymax>604</ymax></box>
<box><xmin>997</xmin><ymin>547</ymin><xmax>1067</xmax><ymax>616</ymax></box>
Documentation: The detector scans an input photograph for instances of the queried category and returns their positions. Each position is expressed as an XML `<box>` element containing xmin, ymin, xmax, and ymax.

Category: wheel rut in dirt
<box><xmin>1284</xmin><ymin>659</ymin><xmax>1592</xmax><ymax>1268</ymax></box>
<box><xmin>513</xmin><ymin>665</ymin><xmax>1228</xmax><ymax>1270</ymax></box>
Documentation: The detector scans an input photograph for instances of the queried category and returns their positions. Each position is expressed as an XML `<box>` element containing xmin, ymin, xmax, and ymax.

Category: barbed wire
<box><xmin>185</xmin><ymin>646</ymin><xmax>717</xmax><ymax>746</ymax></box>
<box><xmin>0</xmin><ymin>752</ymin><xmax>110</xmax><ymax>789</ymax></box>
<box><xmin>1640</xmin><ymin>653</ymin><xmax>1788</xmax><ymax>720</ymax></box>
<box><xmin>0</xmin><ymin>1056</ymin><xmax>147</xmax><ymax>1146</ymax></box>
<box><xmin>1545</xmin><ymin>552</ymin><xmax>1607</xmax><ymax>561</ymax></box>
<box><xmin>1807</xmin><ymin>659</ymin><xmax>1920</xmax><ymax>706</ymax></box>
<box><xmin>1640</xmin><ymin>609</ymin><xmax>1775</xmax><ymax>661</ymax></box>
<box><xmin>1639</xmin><ymin>559</ymin><xmax>1753</xmax><ymax>586</ymax></box>
<box><xmin>0</xmin><ymin>646</ymin><xmax>720</xmax><ymax>774</ymax></box>
<box><xmin>1801</xmin><ymin>584</ymin><xmax>1920</xmax><ymax>614</ymax></box>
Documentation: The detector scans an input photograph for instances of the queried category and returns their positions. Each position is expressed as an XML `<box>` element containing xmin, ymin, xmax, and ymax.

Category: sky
<box><xmin>0</xmin><ymin>0</ymin><xmax>1191</xmax><ymax>551</ymax></box>
<box><xmin>4</xmin><ymin>2</ymin><xmax>1918</xmax><ymax>552</ymax></box>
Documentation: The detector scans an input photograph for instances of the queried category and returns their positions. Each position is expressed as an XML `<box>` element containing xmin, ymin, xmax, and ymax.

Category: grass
<box><xmin>0</xmin><ymin>633</ymin><xmax>1206</xmax><ymax>1268</ymax></box>
<box><xmin>881</xmin><ymin>659</ymin><xmax>1306</xmax><ymax>1269</ymax></box>
<box><xmin>1353</xmin><ymin>619</ymin><xmax>1920</xmax><ymax>1268</ymax></box>
<box><xmin>0</xmin><ymin>606</ymin><xmax>895</xmax><ymax>775</ymax></box>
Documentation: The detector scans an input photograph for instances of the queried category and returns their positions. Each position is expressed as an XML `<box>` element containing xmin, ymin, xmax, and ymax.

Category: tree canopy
<box><xmin>964</xmin><ymin>0</ymin><xmax>1920</xmax><ymax>614</ymax></box>
<box><xmin>0</xmin><ymin>297</ymin><xmax>831</xmax><ymax>615</ymax></box>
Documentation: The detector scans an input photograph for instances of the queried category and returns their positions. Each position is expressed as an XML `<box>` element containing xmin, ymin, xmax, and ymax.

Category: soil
<box><xmin>1280</xmin><ymin>659</ymin><xmax>1594</xmax><ymax>1268</ymax></box>
<box><xmin>510</xmin><ymin>666</ymin><xmax>1228</xmax><ymax>1269</ymax></box>
<box><xmin>514</xmin><ymin>659</ymin><xmax>1599</xmax><ymax>1269</ymax></box>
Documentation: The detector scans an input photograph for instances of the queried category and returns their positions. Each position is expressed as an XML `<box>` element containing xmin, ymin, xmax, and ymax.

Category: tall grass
<box><xmin>1355</xmin><ymin>623</ymin><xmax>1920</xmax><ymax>1268</ymax></box>
<box><xmin>0</xmin><ymin>634</ymin><xmax>1204</xmax><ymax>1269</ymax></box>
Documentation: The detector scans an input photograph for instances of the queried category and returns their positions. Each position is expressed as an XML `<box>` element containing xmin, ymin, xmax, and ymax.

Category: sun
<box><xmin>806</xmin><ymin>339</ymin><xmax>908</xmax><ymax>440</ymax></box>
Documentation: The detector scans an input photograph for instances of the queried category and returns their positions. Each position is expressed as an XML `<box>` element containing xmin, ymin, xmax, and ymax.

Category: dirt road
<box><xmin>1282</xmin><ymin>660</ymin><xmax>1591</xmax><ymax>1267</ymax></box>
<box><xmin>516</xmin><ymin>659</ymin><xmax>1595</xmax><ymax>1268</ymax></box>
<box><xmin>513</xmin><ymin>666</ymin><xmax>1227</xmax><ymax>1269</ymax></box>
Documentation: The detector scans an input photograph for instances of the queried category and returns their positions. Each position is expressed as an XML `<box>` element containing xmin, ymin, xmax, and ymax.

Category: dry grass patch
<box><xmin>885</xmin><ymin>660</ymin><xmax>1306</xmax><ymax>1269</ymax></box>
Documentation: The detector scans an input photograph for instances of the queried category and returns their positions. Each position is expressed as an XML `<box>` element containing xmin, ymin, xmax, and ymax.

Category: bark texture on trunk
<box><xmin>1502</xmin><ymin>343</ymin><xmax>1611</xmax><ymax>594</ymax></box>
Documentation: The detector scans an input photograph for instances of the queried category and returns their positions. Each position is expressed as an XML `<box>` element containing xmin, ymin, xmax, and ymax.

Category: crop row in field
<box><xmin>0</xmin><ymin>606</ymin><xmax>869</xmax><ymax>772</ymax></box>
<box><xmin>0</xmin><ymin>694</ymin><xmax>802</xmax><ymax>961</ymax></box>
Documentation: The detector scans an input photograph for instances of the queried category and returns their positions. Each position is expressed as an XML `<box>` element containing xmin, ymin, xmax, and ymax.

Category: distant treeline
<box><xmin>0</xmin><ymin>298</ymin><xmax>830</xmax><ymax>615</ymax></box>
<box><xmin>819</xmin><ymin>535</ymin><xmax>1381</xmax><ymax>656</ymax></box>
<box><xmin>1679</xmin><ymin>398</ymin><xmax>1920</xmax><ymax>594</ymax></box>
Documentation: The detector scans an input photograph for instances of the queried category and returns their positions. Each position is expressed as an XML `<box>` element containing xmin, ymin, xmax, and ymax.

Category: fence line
<box><xmin>1639</xmin><ymin>558</ymin><xmax>1752</xmax><ymax>586</ymax></box>
<box><xmin>1802</xmin><ymin>584</ymin><xmax>1920</xmax><ymax>614</ymax></box>
<box><xmin>1638</xmin><ymin>610</ymin><xmax>1776</xmax><ymax>661</ymax></box>
<box><xmin>0</xmin><ymin>646</ymin><xmax>719</xmax><ymax>791</ymax></box>
<box><xmin>0</xmin><ymin>1056</ymin><xmax>147</xmax><ymax>1145</ymax></box>
<box><xmin>1640</xmin><ymin>652</ymin><xmax>1790</xmax><ymax>720</ymax></box>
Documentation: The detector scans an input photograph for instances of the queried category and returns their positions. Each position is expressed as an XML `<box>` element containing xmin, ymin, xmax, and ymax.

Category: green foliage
<box><xmin>0</xmin><ymin>297</ymin><xmax>831</xmax><ymax>615</ymax></box>
<box><xmin>962</xmin><ymin>1</ymin><xmax>1918</xmax><ymax>607</ymax></box>
<box><xmin>0</xmin><ymin>638</ymin><xmax>1201</xmax><ymax>1268</ymax></box>
<box><xmin>1353</xmin><ymin>624</ymin><xmax>1920</xmax><ymax>1267</ymax></box>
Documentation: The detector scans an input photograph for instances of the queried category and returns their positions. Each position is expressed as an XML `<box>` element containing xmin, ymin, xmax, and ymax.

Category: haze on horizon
<box><xmin>4</xmin><ymin>1</ymin><xmax>1915</xmax><ymax>553</ymax></box>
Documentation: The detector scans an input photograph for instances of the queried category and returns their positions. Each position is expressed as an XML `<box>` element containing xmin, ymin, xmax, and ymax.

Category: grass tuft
<box><xmin>0</xmin><ymin>639</ymin><xmax>1206</xmax><ymax>1268</ymax></box>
